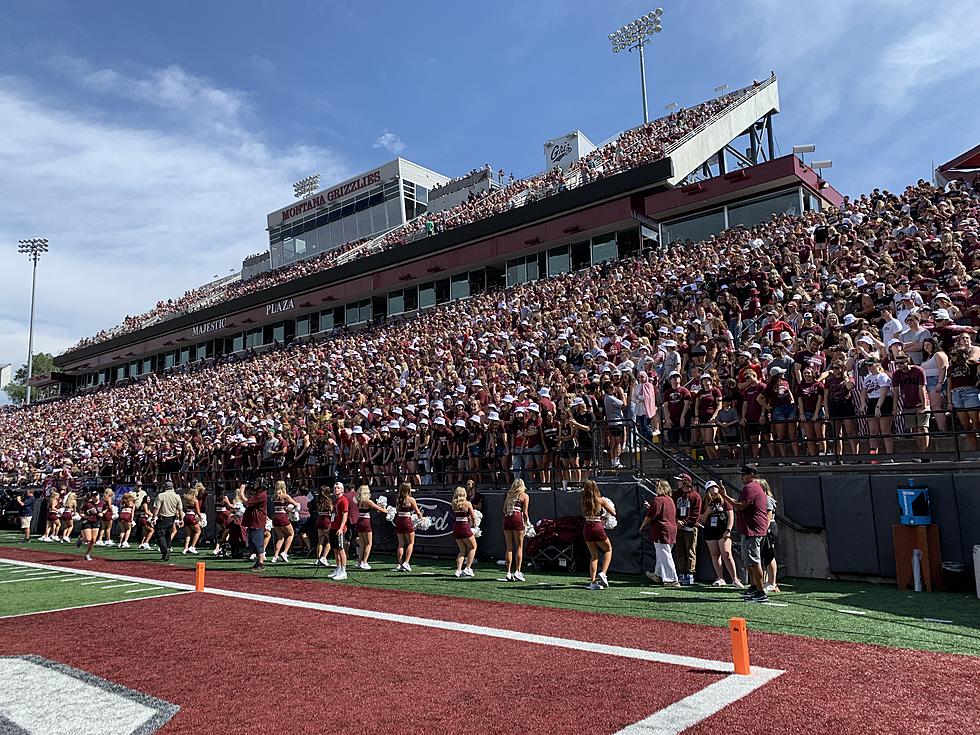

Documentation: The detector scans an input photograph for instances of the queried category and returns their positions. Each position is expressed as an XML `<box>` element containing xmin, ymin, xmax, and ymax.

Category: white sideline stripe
<box><xmin>615</xmin><ymin>669</ymin><xmax>783</xmax><ymax>735</ymax></box>
<box><xmin>837</xmin><ymin>609</ymin><xmax>867</xmax><ymax>616</ymax></box>
<box><xmin>0</xmin><ymin>593</ymin><xmax>189</xmax><ymax>621</ymax></box>
<box><xmin>0</xmin><ymin>556</ymin><xmax>783</xmax><ymax>728</ymax></box>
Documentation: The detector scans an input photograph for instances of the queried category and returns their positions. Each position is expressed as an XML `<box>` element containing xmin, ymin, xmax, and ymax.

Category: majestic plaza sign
<box><xmin>191</xmin><ymin>318</ymin><xmax>225</xmax><ymax>337</ymax></box>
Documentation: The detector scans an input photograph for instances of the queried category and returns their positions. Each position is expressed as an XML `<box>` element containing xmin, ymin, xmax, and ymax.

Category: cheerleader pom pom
<box><xmin>72</xmin><ymin>513</ymin><xmax>81</xmax><ymax>521</ymax></box>
<box><xmin>471</xmin><ymin>510</ymin><xmax>483</xmax><ymax>528</ymax></box>
<box><xmin>264</xmin><ymin>519</ymin><xmax>273</xmax><ymax>531</ymax></box>
<box><xmin>606</xmin><ymin>500</ymin><xmax>617</xmax><ymax>516</ymax></box>
<box><xmin>414</xmin><ymin>516</ymin><xmax>433</xmax><ymax>531</ymax></box>
<box><xmin>175</xmin><ymin>520</ymin><xmax>184</xmax><ymax>529</ymax></box>
<box><xmin>603</xmin><ymin>515</ymin><xmax>618</xmax><ymax>530</ymax></box>
<box><xmin>472</xmin><ymin>527</ymin><xmax>482</xmax><ymax>538</ymax></box>
<box><xmin>524</xmin><ymin>524</ymin><xmax>537</xmax><ymax>538</ymax></box>
<box><xmin>111</xmin><ymin>505</ymin><xmax>120</xmax><ymax>520</ymax></box>
<box><xmin>375</xmin><ymin>495</ymin><xmax>388</xmax><ymax>509</ymax></box>
<box><xmin>385</xmin><ymin>506</ymin><xmax>398</xmax><ymax>524</ymax></box>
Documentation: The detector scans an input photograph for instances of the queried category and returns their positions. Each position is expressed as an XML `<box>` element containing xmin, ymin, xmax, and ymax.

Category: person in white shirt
<box><xmin>879</xmin><ymin>306</ymin><xmax>904</xmax><ymax>346</ymax></box>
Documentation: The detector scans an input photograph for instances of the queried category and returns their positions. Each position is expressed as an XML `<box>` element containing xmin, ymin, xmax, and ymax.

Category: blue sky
<box><xmin>1</xmin><ymin>0</ymin><xmax>979</xmax><ymax>384</ymax></box>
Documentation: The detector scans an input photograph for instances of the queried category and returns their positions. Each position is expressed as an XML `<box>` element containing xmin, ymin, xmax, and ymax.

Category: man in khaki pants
<box><xmin>672</xmin><ymin>473</ymin><xmax>701</xmax><ymax>585</ymax></box>
<box><xmin>153</xmin><ymin>481</ymin><xmax>182</xmax><ymax>562</ymax></box>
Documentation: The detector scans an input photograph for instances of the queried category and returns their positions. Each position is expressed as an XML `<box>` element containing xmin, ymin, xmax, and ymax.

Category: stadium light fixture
<box><xmin>811</xmin><ymin>160</ymin><xmax>833</xmax><ymax>172</ymax></box>
<box><xmin>714</xmin><ymin>84</ymin><xmax>729</xmax><ymax>93</ymax></box>
<box><xmin>17</xmin><ymin>237</ymin><xmax>49</xmax><ymax>406</ymax></box>
<box><xmin>609</xmin><ymin>8</ymin><xmax>664</xmax><ymax>124</ymax></box>
<box><xmin>293</xmin><ymin>173</ymin><xmax>321</xmax><ymax>199</ymax></box>
<box><xmin>792</xmin><ymin>144</ymin><xmax>816</xmax><ymax>164</ymax></box>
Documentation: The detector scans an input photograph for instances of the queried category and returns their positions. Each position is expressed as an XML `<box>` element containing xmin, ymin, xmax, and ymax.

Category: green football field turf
<box><xmin>3</xmin><ymin>531</ymin><xmax>978</xmax><ymax>656</ymax></box>
<box><xmin>0</xmin><ymin>558</ymin><xmax>184</xmax><ymax>618</ymax></box>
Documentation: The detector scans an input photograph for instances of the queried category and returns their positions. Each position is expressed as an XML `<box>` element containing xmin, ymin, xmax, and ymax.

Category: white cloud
<box><xmin>374</xmin><ymin>130</ymin><xmax>405</xmax><ymax>154</ymax></box>
<box><xmin>0</xmin><ymin>64</ymin><xmax>349</xmax><ymax>371</ymax></box>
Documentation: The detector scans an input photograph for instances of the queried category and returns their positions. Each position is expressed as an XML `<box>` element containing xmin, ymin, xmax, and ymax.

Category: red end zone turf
<box><xmin>2</xmin><ymin>547</ymin><xmax>979</xmax><ymax>735</ymax></box>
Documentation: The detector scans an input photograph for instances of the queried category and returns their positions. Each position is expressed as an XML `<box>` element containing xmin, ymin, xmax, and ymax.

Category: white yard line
<box><xmin>0</xmin><ymin>593</ymin><xmax>188</xmax><ymax>621</ymax></box>
<box><xmin>99</xmin><ymin>582</ymin><xmax>142</xmax><ymax>590</ymax></box>
<box><xmin>0</xmin><ymin>556</ymin><xmax>783</xmax><ymax>729</ymax></box>
<box><xmin>0</xmin><ymin>573</ymin><xmax>64</xmax><ymax>585</ymax></box>
<box><xmin>836</xmin><ymin>609</ymin><xmax>868</xmax><ymax>616</ymax></box>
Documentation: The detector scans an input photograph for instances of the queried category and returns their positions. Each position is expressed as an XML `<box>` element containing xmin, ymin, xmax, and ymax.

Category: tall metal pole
<box><xmin>638</xmin><ymin>39</ymin><xmax>649</xmax><ymax>124</ymax></box>
<box><xmin>25</xmin><ymin>258</ymin><xmax>38</xmax><ymax>405</ymax></box>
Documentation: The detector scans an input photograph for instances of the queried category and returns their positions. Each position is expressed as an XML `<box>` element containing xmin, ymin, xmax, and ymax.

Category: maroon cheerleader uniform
<box><xmin>582</xmin><ymin>515</ymin><xmax>608</xmax><ymax>543</ymax></box>
<box><xmin>452</xmin><ymin>509</ymin><xmax>473</xmax><ymax>540</ymax></box>
<box><xmin>119</xmin><ymin>506</ymin><xmax>133</xmax><ymax>523</ymax></box>
<box><xmin>356</xmin><ymin>504</ymin><xmax>372</xmax><ymax>533</ymax></box>
<box><xmin>215</xmin><ymin>500</ymin><xmax>231</xmax><ymax>527</ymax></box>
<box><xmin>101</xmin><ymin>503</ymin><xmax>114</xmax><ymax>524</ymax></box>
<box><xmin>182</xmin><ymin>501</ymin><xmax>199</xmax><ymax>527</ymax></box>
<box><xmin>48</xmin><ymin>504</ymin><xmax>61</xmax><ymax>523</ymax></box>
<box><xmin>272</xmin><ymin>500</ymin><xmax>291</xmax><ymax>528</ymax></box>
<box><xmin>502</xmin><ymin>498</ymin><xmax>525</xmax><ymax>531</ymax></box>
<box><xmin>316</xmin><ymin>508</ymin><xmax>332</xmax><ymax>531</ymax></box>
<box><xmin>61</xmin><ymin>508</ymin><xmax>73</xmax><ymax>523</ymax></box>
<box><xmin>394</xmin><ymin>500</ymin><xmax>414</xmax><ymax>534</ymax></box>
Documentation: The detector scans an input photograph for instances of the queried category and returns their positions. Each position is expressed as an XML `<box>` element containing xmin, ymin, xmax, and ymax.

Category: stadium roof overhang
<box><xmin>936</xmin><ymin>143</ymin><xmax>980</xmax><ymax>184</ymax></box>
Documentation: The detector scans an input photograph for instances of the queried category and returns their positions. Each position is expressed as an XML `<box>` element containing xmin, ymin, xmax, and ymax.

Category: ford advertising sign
<box><xmin>413</xmin><ymin>496</ymin><xmax>455</xmax><ymax>538</ymax></box>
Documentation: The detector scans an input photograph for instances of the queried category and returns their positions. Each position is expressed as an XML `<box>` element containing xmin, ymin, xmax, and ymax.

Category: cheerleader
<box><xmin>77</xmin><ymin>489</ymin><xmax>103</xmax><ymax>561</ymax></box>
<box><xmin>328</xmin><ymin>482</ymin><xmax>350</xmax><ymax>580</ymax></box>
<box><xmin>181</xmin><ymin>486</ymin><xmax>202</xmax><ymax>555</ymax></box>
<box><xmin>451</xmin><ymin>486</ymin><xmax>477</xmax><ymax>578</ymax></box>
<box><xmin>42</xmin><ymin>491</ymin><xmax>61</xmax><ymax>542</ymax></box>
<box><xmin>117</xmin><ymin>492</ymin><xmax>136</xmax><ymax>548</ymax></box>
<box><xmin>581</xmin><ymin>479</ymin><xmax>616</xmax><ymax>590</ymax></box>
<box><xmin>502</xmin><ymin>479</ymin><xmax>530</xmax><ymax>582</ymax></box>
<box><xmin>314</xmin><ymin>486</ymin><xmax>334</xmax><ymax>567</ymax></box>
<box><xmin>354</xmin><ymin>484</ymin><xmax>386</xmax><ymax>570</ymax></box>
<box><xmin>60</xmin><ymin>492</ymin><xmax>77</xmax><ymax>543</ymax></box>
<box><xmin>137</xmin><ymin>494</ymin><xmax>155</xmax><ymax>549</ymax></box>
<box><xmin>213</xmin><ymin>488</ymin><xmax>234</xmax><ymax>557</ymax></box>
<box><xmin>270</xmin><ymin>480</ymin><xmax>298</xmax><ymax>563</ymax></box>
<box><xmin>97</xmin><ymin>489</ymin><xmax>115</xmax><ymax>546</ymax></box>
<box><xmin>394</xmin><ymin>482</ymin><xmax>422</xmax><ymax>572</ymax></box>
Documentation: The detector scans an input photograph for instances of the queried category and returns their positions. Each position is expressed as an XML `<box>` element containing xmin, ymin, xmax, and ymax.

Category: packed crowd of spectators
<box><xmin>60</xmin><ymin>83</ymin><xmax>760</xmax><ymax>354</ymax></box>
<box><xmin>13</xmin><ymin>173</ymin><xmax>980</xmax><ymax>489</ymax></box>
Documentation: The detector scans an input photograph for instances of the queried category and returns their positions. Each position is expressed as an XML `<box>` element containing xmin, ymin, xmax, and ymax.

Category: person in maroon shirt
<box><xmin>671</xmin><ymin>474</ymin><xmax>702</xmax><ymax>585</ymax></box>
<box><xmin>328</xmin><ymin>482</ymin><xmax>350</xmax><ymax>580</ymax></box>
<box><xmin>740</xmin><ymin>371</ymin><xmax>766</xmax><ymax>458</ymax></box>
<box><xmin>796</xmin><ymin>367</ymin><xmax>825</xmax><ymax>458</ymax></box>
<box><xmin>639</xmin><ymin>479</ymin><xmax>679</xmax><ymax>587</ymax></box>
<box><xmin>662</xmin><ymin>372</ymin><xmax>692</xmax><ymax>451</ymax></box>
<box><xmin>721</xmin><ymin>466</ymin><xmax>770</xmax><ymax>602</ymax></box>
<box><xmin>890</xmin><ymin>354</ymin><xmax>930</xmax><ymax>453</ymax></box>
<box><xmin>242</xmin><ymin>482</ymin><xmax>268</xmax><ymax>570</ymax></box>
<box><xmin>693</xmin><ymin>375</ymin><xmax>722</xmax><ymax>459</ymax></box>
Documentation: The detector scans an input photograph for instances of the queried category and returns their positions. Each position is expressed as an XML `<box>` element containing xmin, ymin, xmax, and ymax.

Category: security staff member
<box><xmin>153</xmin><ymin>481</ymin><xmax>182</xmax><ymax>561</ymax></box>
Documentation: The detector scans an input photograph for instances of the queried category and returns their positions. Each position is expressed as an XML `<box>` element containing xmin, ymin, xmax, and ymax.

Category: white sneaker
<box><xmin>212</xmin><ymin>547</ymin><xmax>221</xmax><ymax>556</ymax></box>
<box><xmin>39</xmin><ymin>536</ymin><xmax>48</xmax><ymax>542</ymax></box>
<box><xmin>280</xmin><ymin>553</ymin><xmax>289</xmax><ymax>563</ymax></box>
<box><xmin>587</xmin><ymin>582</ymin><xmax>601</xmax><ymax>590</ymax></box>
<box><xmin>506</xmin><ymin>572</ymin><xmax>513</xmax><ymax>581</ymax></box>
<box><xmin>182</xmin><ymin>548</ymin><xmax>189</xmax><ymax>555</ymax></box>
<box><xmin>140</xmin><ymin>543</ymin><xmax>150</xmax><ymax>550</ymax></box>
<box><xmin>122</xmin><ymin>542</ymin><xmax>130</xmax><ymax>548</ymax></box>
<box><xmin>454</xmin><ymin>569</ymin><xmax>463</xmax><ymax>578</ymax></box>
<box><xmin>764</xmin><ymin>583</ymin><xmax>776</xmax><ymax>593</ymax></box>
<box><xmin>402</xmin><ymin>562</ymin><xmax>412</xmax><ymax>572</ymax></box>
<box><xmin>188</xmin><ymin>547</ymin><xmax>198</xmax><ymax>555</ymax></box>
<box><xmin>104</xmin><ymin>540</ymin><xmax>115</xmax><ymax>546</ymax></box>
<box><xmin>732</xmin><ymin>579</ymin><xmax>746</xmax><ymax>589</ymax></box>
<box><xmin>711</xmin><ymin>579</ymin><xmax>726</xmax><ymax>587</ymax></box>
<box><xmin>514</xmin><ymin>571</ymin><xmax>526</xmax><ymax>582</ymax></box>
<box><xmin>95</xmin><ymin>541</ymin><xmax>105</xmax><ymax>547</ymax></box>
<box><xmin>597</xmin><ymin>572</ymin><xmax>608</xmax><ymax>589</ymax></box>
<box><xmin>396</xmin><ymin>563</ymin><xmax>405</xmax><ymax>571</ymax></box>
<box><xmin>84</xmin><ymin>554</ymin><xmax>93</xmax><ymax>561</ymax></box>
<box><xmin>315</xmin><ymin>558</ymin><xmax>326</xmax><ymax>567</ymax></box>
<box><xmin>358</xmin><ymin>562</ymin><xmax>371</xmax><ymax>570</ymax></box>
<box><xmin>333</xmin><ymin>571</ymin><xmax>348</xmax><ymax>581</ymax></box>
<box><xmin>327</xmin><ymin>568</ymin><xmax>339</xmax><ymax>578</ymax></box>
<box><xmin>463</xmin><ymin>568</ymin><xmax>474</xmax><ymax>577</ymax></box>
<box><xmin>269</xmin><ymin>556</ymin><xmax>279</xmax><ymax>564</ymax></box>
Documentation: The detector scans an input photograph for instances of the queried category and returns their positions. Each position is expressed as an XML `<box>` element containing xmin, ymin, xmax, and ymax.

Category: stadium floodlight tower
<box><xmin>609</xmin><ymin>8</ymin><xmax>663</xmax><ymax>125</ymax></box>
<box><xmin>293</xmin><ymin>173</ymin><xmax>321</xmax><ymax>199</ymax></box>
<box><xmin>17</xmin><ymin>237</ymin><xmax>48</xmax><ymax>406</ymax></box>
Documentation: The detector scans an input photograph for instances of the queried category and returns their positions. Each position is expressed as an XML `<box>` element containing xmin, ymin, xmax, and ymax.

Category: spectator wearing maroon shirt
<box><xmin>242</xmin><ymin>482</ymin><xmax>268</xmax><ymax>570</ymax></box>
<box><xmin>721</xmin><ymin>466</ymin><xmax>770</xmax><ymax>603</ymax></box>
<box><xmin>693</xmin><ymin>375</ymin><xmax>722</xmax><ymax>459</ymax></box>
<box><xmin>796</xmin><ymin>367</ymin><xmax>825</xmax><ymax>458</ymax></box>
<box><xmin>890</xmin><ymin>354</ymin><xmax>929</xmax><ymax>453</ymax></box>
<box><xmin>824</xmin><ymin>362</ymin><xmax>859</xmax><ymax>457</ymax></box>
<box><xmin>759</xmin><ymin>367</ymin><xmax>797</xmax><ymax>459</ymax></box>
<box><xmin>662</xmin><ymin>372</ymin><xmax>691</xmax><ymax>452</ymax></box>
<box><xmin>671</xmin><ymin>474</ymin><xmax>702</xmax><ymax>585</ymax></box>
<box><xmin>740</xmin><ymin>371</ymin><xmax>766</xmax><ymax>458</ymax></box>
<box><xmin>328</xmin><ymin>482</ymin><xmax>350</xmax><ymax>580</ymax></box>
<box><xmin>948</xmin><ymin>336</ymin><xmax>980</xmax><ymax>451</ymax></box>
<box><xmin>639</xmin><ymin>479</ymin><xmax>679</xmax><ymax>587</ymax></box>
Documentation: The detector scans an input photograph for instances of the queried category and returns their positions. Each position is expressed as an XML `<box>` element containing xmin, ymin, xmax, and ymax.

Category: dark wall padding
<box><xmin>821</xmin><ymin>475</ymin><xmax>880</xmax><ymax>575</ymax></box>
<box><xmin>780</xmin><ymin>475</ymin><xmax>824</xmax><ymax>529</ymax></box>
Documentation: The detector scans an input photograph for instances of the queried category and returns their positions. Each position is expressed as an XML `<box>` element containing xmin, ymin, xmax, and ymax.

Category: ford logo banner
<box><xmin>414</xmin><ymin>496</ymin><xmax>454</xmax><ymax>538</ymax></box>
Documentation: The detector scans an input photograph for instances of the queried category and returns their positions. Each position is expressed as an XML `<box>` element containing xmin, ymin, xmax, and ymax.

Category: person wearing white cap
<box><xmin>696</xmin><ymin>480</ymin><xmax>741</xmax><ymax>587</ymax></box>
